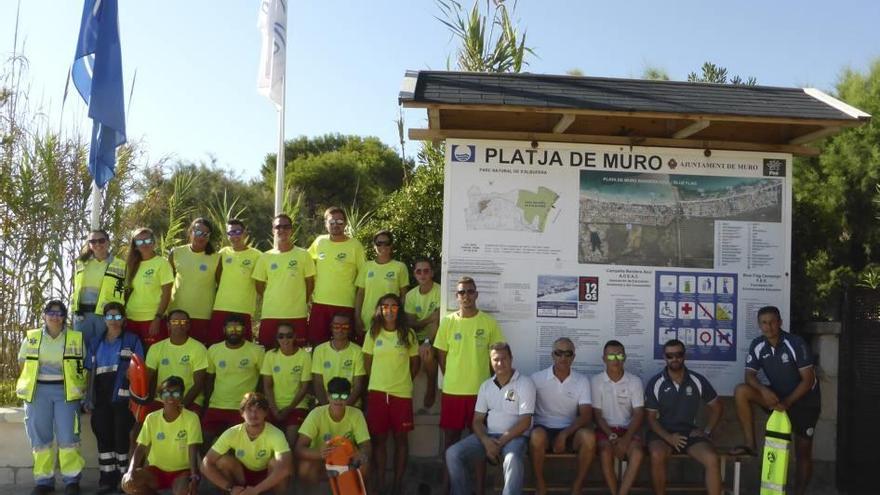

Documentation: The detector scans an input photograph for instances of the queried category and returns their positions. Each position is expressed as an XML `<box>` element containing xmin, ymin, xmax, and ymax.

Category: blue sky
<box><xmin>2</xmin><ymin>1</ymin><xmax>878</xmax><ymax>180</ymax></box>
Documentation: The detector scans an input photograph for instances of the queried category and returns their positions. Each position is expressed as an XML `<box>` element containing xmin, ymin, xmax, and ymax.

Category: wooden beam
<box><xmin>400</xmin><ymin>101</ymin><xmax>863</xmax><ymax>128</ymax></box>
<box><xmin>552</xmin><ymin>113</ymin><xmax>576</xmax><ymax>134</ymax></box>
<box><xmin>428</xmin><ymin>107</ymin><xmax>441</xmax><ymax>129</ymax></box>
<box><xmin>788</xmin><ymin>126</ymin><xmax>841</xmax><ymax>145</ymax></box>
<box><xmin>673</xmin><ymin>120</ymin><xmax>711</xmax><ymax>139</ymax></box>
<box><xmin>408</xmin><ymin>128</ymin><xmax>818</xmax><ymax>156</ymax></box>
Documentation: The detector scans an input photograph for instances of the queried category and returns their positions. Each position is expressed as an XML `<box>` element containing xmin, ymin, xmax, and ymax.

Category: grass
<box><xmin>0</xmin><ymin>378</ymin><xmax>19</xmax><ymax>407</ymax></box>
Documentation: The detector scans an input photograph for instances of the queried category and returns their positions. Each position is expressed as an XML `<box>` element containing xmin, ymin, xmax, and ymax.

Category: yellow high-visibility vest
<box><xmin>71</xmin><ymin>256</ymin><xmax>126</xmax><ymax>315</ymax></box>
<box><xmin>16</xmin><ymin>328</ymin><xmax>86</xmax><ymax>402</ymax></box>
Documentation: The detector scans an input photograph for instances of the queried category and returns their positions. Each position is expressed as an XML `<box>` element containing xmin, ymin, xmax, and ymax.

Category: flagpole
<box><xmin>274</xmin><ymin>73</ymin><xmax>285</xmax><ymax>215</ymax></box>
<box><xmin>89</xmin><ymin>180</ymin><xmax>101</xmax><ymax>229</ymax></box>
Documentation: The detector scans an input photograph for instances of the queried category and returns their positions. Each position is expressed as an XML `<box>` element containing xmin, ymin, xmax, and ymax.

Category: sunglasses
<box><xmin>159</xmin><ymin>390</ymin><xmax>183</xmax><ymax>399</ymax></box>
<box><xmin>225</xmin><ymin>325</ymin><xmax>244</xmax><ymax>333</ymax></box>
<box><xmin>88</xmin><ymin>238</ymin><xmax>108</xmax><ymax>245</ymax></box>
<box><xmin>332</xmin><ymin>322</ymin><xmax>351</xmax><ymax>329</ymax></box>
<box><xmin>456</xmin><ymin>288</ymin><xmax>477</xmax><ymax>296</ymax></box>
<box><xmin>276</xmin><ymin>333</ymin><xmax>295</xmax><ymax>340</ymax></box>
<box><xmin>273</xmin><ymin>224</ymin><xmax>293</xmax><ymax>231</ymax></box>
<box><xmin>665</xmin><ymin>351</ymin><xmax>685</xmax><ymax>359</ymax></box>
<box><xmin>44</xmin><ymin>310</ymin><xmax>65</xmax><ymax>317</ymax></box>
<box><xmin>329</xmin><ymin>392</ymin><xmax>350</xmax><ymax>401</ymax></box>
<box><xmin>327</xmin><ymin>218</ymin><xmax>345</xmax><ymax>226</ymax></box>
<box><xmin>192</xmin><ymin>229</ymin><xmax>209</xmax><ymax>238</ymax></box>
<box><xmin>381</xmin><ymin>304</ymin><xmax>400</xmax><ymax>310</ymax></box>
<box><xmin>104</xmin><ymin>314</ymin><xmax>124</xmax><ymax>321</ymax></box>
<box><xmin>169</xmin><ymin>319</ymin><xmax>189</xmax><ymax>326</ymax></box>
<box><xmin>374</xmin><ymin>240</ymin><xmax>391</xmax><ymax>247</ymax></box>
<box><xmin>134</xmin><ymin>238</ymin><xmax>154</xmax><ymax>246</ymax></box>
<box><xmin>553</xmin><ymin>350</ymin><xmax>574</xmax><ymax>358</ymax></box>
<box><xmin>605</xmin><ymin>353</ymin><xmax>625</xmax><ymax>361</ymax></box>
<box><xmin>226</xmin><ymin>229</ymin><xmax>244</xmax><ymax>236</ymax></box>
<box><xmin>414</xmin><ymin>268</ymin><xmax>432</xmax><ymax>274</ymax></box>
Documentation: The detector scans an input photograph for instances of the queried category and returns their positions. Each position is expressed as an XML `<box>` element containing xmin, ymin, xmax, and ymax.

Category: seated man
<box><xmin>446</xmin><ymin>342</ymin><xmax>535</xmax><ymax>495</ymax></box>
<box><xmin>645</xmin><ymin>339</ymin><xmax>723</xmax><ymax>495</ymax></box>
<box><xmin>734</xmin><ymin>306</ymin><xmax>820</xmax><ymax>495</ymax></box>
<box><xmin>529</xmin><ymin>337</ymin><xmax>595</xmax><ymax>495</ymax></box>
<box><xmin>122</xmin><ymin>376</ymin><xmax>202</xmax><ymax>495</ymax></box>
<box><xmin>202</xmin><ymin>392</ymin><xmax>292</xmax><ymax>495</ymax></box>
<box><xmin>591</xmin><ymin>340</ymin><xmax>645</xmax><ymax>495</ymax></box>
<box><xmin>295</xmin><ymin>377</ymin><xmax>371</xmax><ymax>484</ymax></box>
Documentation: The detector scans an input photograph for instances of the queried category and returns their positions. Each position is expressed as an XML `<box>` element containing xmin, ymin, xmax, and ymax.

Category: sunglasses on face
<box><xmin>414</xmin><ymin>268</ymin><xmax>432</xmax><ymax>274</ymax></box>
<box><xmin>192</xmin><ymin>229</ymin><xmax>209</xmax><ymax>238</ymax></box>
<box><xmin>665</xmin><ymin>351</ymin><xmax>685</xmax><ymax>359</ymax></box>
<box><xmin>381</xmin><ymin>304</ymin><xmax>399</xmax><ymax>310</ymax></box>
<box><xmin>169</xmin><ymin>319</ymin><xmax>188</xmax><ymax>326</ymax></box>
<box><xmin>273</xmin><ymin>224</ymin><xmax>293</xmax><ymax>231</ymax></box>
<box><xmin>605</xmin><ymin>353</ymin><xmax>626</xmax><ymax>361</ymax></box>
<box><xmin>134</xmin><ymin>238</ymin><xmax>154</xmax><ymax>247</ymax></box>
<box><xmin>329</xmin><ymin>392</ymin><xmax>350</xmax><ymax>401</ymax></box>
<box><xmin>104</xmin><ymin>314</ymin><xmax>124</xmax><ymax>321</ymax></box>
<box><xmin>159</xmin><ymin>390</ymin><xmax>183</xmax><ymax>399</ymax></box>
<box><xmin>326</xmin><ymin>218</ymin><xmax>345</xmax><ymax>226</ymax></box>
<box><xmin>456</xmin><ymin>288</ymin><xmax>477</xmax><ymax>296</ymax></box>
<box><xmin>88</xmin><ymin>238</ymin><xmax>108</xmax><ymax>245</ymax></box>
<box><xmin>225</xmin><ymin>325</ymin><xmax>244</xmax><ymax>333</ymax></box>
<box><xmin>276</xmin><ymin>333</ymin><xmax>294</xmax><ymax>340</ymax></box>
<box><xmin>553</xmin><ymin>350</ymin><xmax>574</xmax><ymax>358</ymax></box>
<box><xmin>332</xmin><ymin>322</ymin><xmax>351</xmax><ymax>329</ymax></box>
<box><xmin>374</xmin><ymin>240</ymin><xmax>391</xmax><ymax>247</ymax></box>
<box><xmin>44</xmin><ymin>310</ymin><xmax>65</xmax><ymax>317</ymax></box>
<box><xmin>226</xmin><ymin>229</ymin><xmax>244</xmax><ymax>236</ymax></box>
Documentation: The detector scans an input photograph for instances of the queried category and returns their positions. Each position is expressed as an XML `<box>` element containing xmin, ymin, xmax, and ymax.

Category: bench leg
<box><xmin>733</xmin><ymin>461</ymin><xmax>741</xmax><ymax>495</ymax></box>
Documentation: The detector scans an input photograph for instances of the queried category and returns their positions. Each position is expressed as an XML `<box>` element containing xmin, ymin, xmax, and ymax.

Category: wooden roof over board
<box><xmin>399</xmin><ymin>70</ymin><xmax>871</xmax><ymax>156</ymax></box>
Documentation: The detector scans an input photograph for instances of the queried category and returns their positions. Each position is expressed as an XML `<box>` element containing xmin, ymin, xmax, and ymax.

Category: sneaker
<box><xmin>29</xmin><ymin>486</ymin><xmax>54</xmax><ymax>495</ymax></box>
<box><xmin>63</xmin><ymin>484</ymin><xmax>80</xmax><ymax>495</ymax></box>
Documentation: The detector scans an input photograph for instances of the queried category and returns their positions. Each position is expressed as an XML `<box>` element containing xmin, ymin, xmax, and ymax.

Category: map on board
<box><xmin>465</xmin><ymin>185</ymin><xmax>560</xmax><ymax>232</ymax></box>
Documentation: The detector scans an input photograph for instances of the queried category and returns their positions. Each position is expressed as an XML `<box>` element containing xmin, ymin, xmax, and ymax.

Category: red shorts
<box><xmin>366</xmin><ymin>391</ymin><xmax>414</xmax><ymax>435</ymax></box>
<box><xmin>185</xmin><ymin>318</ymin><xmax>214</xmax><ymax>346</ymax></box>
<box><xmin>208</xmin><ymin>311</ymin><xmax>253</xmax><ymax>345</ymax></box>
<box><xmin>596</xmin><ymin>426</ymin><xmax>642</xmax><ymax>444</ymax></box>
<box><xmin>147</xmin><ymin>466</ymin><xmax>188</xmax><ymax>490</ymax></box>
<box><xmin>271</xmin><ymin>408</ymin><xmax>309</xmax><ymax>428</ymax></box>
<box><xmin>202</xmin><ymin>407</ymin><xmax>243</xmax><ymax>435</ymax></box>
<box><xmin>243</xmin><ymin>466</ymin><xmax>268</xmax><ymax>486</ymax></box>
<box><xmin>258</xmin><ymin>318</ymin><xmax>307</xmax><ymax>349</ymax></box>
<box><xmin>439</xmin><ymin>393</ymin><xmax>477</xmax><ymax>431</ymax></box>
<box><xmin>308</xmin><ymin>303</ymin><xmax>354</xmax><ymax>346</ymax></box>
<box><xmin>126</xmin><ymin>319</ymin><xmax>168</xmax><ymax>349</ymax></box>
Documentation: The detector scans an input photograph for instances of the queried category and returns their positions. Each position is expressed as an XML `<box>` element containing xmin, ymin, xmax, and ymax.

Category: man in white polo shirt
<box><xmin>529</xmin><ymin>337</ymin><xmax>595</xmax><ymax>495</ymax></box>
<box><xmin>446</xmin><ymin>342</ymin><xmax>535</xmax><ymax>495</ymax></box>
<box><xmin>591</xmin><ymin>340</ymin><xmax>645</xmax><ymax>495</ymax></box>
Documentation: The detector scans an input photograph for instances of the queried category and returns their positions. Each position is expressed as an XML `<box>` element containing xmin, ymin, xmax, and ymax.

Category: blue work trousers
<box><xmin>24</xmin><ymin>383</ymin><xmax>84</xmax><ymax>487</ymax></box>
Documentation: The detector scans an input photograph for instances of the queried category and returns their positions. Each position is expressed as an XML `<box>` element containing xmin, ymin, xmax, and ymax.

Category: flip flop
<box><xmin>729</xmin><ymin>445</ymin><xmax>757</xmax><ymax>456</ymax></box>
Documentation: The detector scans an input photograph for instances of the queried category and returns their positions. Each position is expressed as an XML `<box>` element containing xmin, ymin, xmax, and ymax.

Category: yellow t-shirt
<box><xmin>356</xmin><ymin>259</ymin><xmax>410</xmax><ymax>329</ymax></box>
<box><xmin>299</xmin><ymin>405</ymin><xmax>370</xmax><ymax>450</ymax></box>
<box><xmin>210</xmin><ymin>423</ymin><xmax>289</xmax><ymax>471</ymax></box>
<box><xmin>433</xmin><ymin>311</ymin><xmax>505</xmax><ymax>395</ymax></box>
<box><xmin>169</xmin><ymin>246</ymin><xmax>220</xmax><ymax>320</ymax></box>
<box><xmin>362</xmin><ymin>329</ymin><xmax>419</xmax><ymax>398</ymax></box>
<box><xmin>127</xmin><ymin>256</ymin><xmax>174</xmax><ymax>321</ymax></box>
<box><xmin>79</xmin><ymin>258</ymin><xmax>108</xmax><ymax>306</ymax></box>
<box><xmin>260</xmin><ymin>348</ymin><xmax>312</xmax><ymax>409</ymax></box>
<box><xmin>251</xmin><ymin>247</ymin><xmax>315</xmax><ymax>319</ymax></box>
<box><xmin>213</xmin><ymin>246</ymin><xmax>262</xmax><ymax>316</ymax></box>
<box><xmin>206</xmin><ymin>341</ymin><xmax>265</xmax><ymax>410</ymax></box>
<box><xmin>404</xmin><ymin>283</ymin><xmax>441</xmax><ymax>339</ymax></box>
<box><xmin>145</xmin><ymin>337</ymin><xmax>209</xmax><ymax>406</ymax></box>
<box><xmin>137</xmin><ymin>408</ymin><xmax>203</xmax><ymax>472</ymax></box>
<box><xmin>311</xmin><ymin>341</ymin><xmax>366</xmax><ymax>388</ymax></box>
<box><xmin>308</xmin><ymin>235</ymin><xmax>365</xmax><ymax>308</ymax></box>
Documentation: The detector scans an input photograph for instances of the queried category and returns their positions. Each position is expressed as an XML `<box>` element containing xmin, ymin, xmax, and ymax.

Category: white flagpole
<box><xmin>274</xmin><ymin>73</ymin><xmax>285</xmax><ymax>215</ymax></box>
<box><xmin>89</xmin><ymin>180</ymin><xmax>101</xmax><ymax>229</ymax></box>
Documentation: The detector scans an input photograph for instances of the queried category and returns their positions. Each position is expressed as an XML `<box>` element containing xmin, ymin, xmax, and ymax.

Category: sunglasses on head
<box><xmin>456</xmin><ymin>288</ymin><xmax>477</xmax><ymax>296</ymax></box>
<box><xmin>605</xmin><ymin>352</ymin><xmax>625</xmax><ymax>361</ymax></box>
<box><xmin>104</xmin><ymin>314</ymin><xmax>124</xmax><ymax>321</ymax></box>
<box><xmin>226</xmin><ymin>229</ymin><xmax>244</xmax><ymax>236</ymax></box>
<box><xmin>665</xmin><ymin>351</ymin><xmax>685</xmax><ymax>359</ymax></box>
<box><xmin>273</xmin><ymin>224</ymin><xmax>293</xmax><ymax>231</ymax></box>
<box><xmin>88</xmin><ymin>238</ymin><xmax>108</xmax><ymax>245</ymax></box>
<box><xmin>44</xmin><ymin>310</ymin><xmax>65</xmax><ymax>317</ymax></box>
<box><xmin>134</xmin><ymin>238</ymin><xmax>154</xmax><ymax>246</ymax></box>
<box><xmin>192</xmin><ymin>229</ymin><xmax>209</xmax><ymax>238</ymax></box>
<box><xmin>329</xmin><ymin>392</ymin><xmax>350</xmax><ymax>401</ymax></box>
<box><xmin>327</xmin><ymin>218</ymin><xmax>345</xmax><ymax>226</ymax></box>
<box><xmin>276</xmin><ymin>332</ymin><xmax>294</xmax><ymax>340</ymax></box>
<box><xmin>553</xmin><ymin>349</ymin><xmax>574</xmax><ymax>358</ymax></box>
<box><xmin>159</xmin><ymin>390</ymin><xmax>183</xmax><ymax>399</ymax></box>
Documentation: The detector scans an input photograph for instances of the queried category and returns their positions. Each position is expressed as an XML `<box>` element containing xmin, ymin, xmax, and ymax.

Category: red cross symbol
<box><xmin>681</xmin><ymin>303</ymin><xmax>693</xmax><ymax>315</ymax></box>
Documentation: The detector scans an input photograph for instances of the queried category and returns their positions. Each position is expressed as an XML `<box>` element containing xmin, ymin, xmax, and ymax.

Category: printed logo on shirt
<box><xmin>376</xmin><ymin>340</ymin><xmax>384</xmax><ymax>347</ymax></box>
<box><xmin>180</xmin><ymin>355</ymin><xmax>191</xmax><ymax>364</ymax></box>
<box><xmin>177</xmin><ymin>430</ymin><xmax>187</xmax><ymax>439</ymax></box>
<box><xmin>685</xmin><ymin>386</ymin><xmax>693</xmax><ymax>396</ymax></box>
<box><xmin>288</xmin><ymin>260</ymin><xmax>298</xmax><ymax>268</ymax></box>
<box><xmin>385</xmin><ymin>271</ymin><xmax>395</xmax><ymax>279</ymax></box>
<box><xmin>343</xmin><ymin>359</ymin><xmax>353</xmax><ymax>369</ymax></box>
<box><xmin>219</xmin><ymin>360</ymin><xmax>227</xmax><ymax>368</ymax></box>
<box><xmin>318</xmin><ymin>252</ymin><xmax>327</xmax><ymax>260</ymax></box>
<box><xmin>242</xmin><ymin>259</ymin><xmax>253</xmax><ymax>267</ymax></box>
<box><xmin>270</xmin><ymin>263</ymin><xmax>278</xmax><ymax>270</ymax></box>
<box><xmin>323</xmin><ymin>361</ymin><xmax>331</xmax><ymax>369</ymax></box>
<box><xmin>161</xmin><ymin>358</ymin><xmax>170</xmax><ymax>365</ymax></box>
<box><xmin>144</xmin><ymin>269</ymin><xmax>155</xmax><ymax>277</ymax></box>
<box><xmin>504</xmin><ymin>389</ymin><xmax>516</xmax><ymax>401</ymax></box>
<box><xmin>292</xmin><ymin>365</ymin><xmax>302</xmax><ymax>373</ymax></box>
<box><xmin>781</xmin><ymin>353</ymin><xmax>790</xmax><ymax>364</ymax></box>
<box><xmin>273</xmin><ymin>365</ymin><xmax>281</xmax><ymax>373</ymax></box>
<box><xmin>367</xmin><ymin>271</ymin><xmax>374</xmax><ymax>278</ymax></box>
<box><xmin>257</xmin><ymin>449</ymin><xmax>267</xmax><ymax>458</ymax></box>
<box><xmin>226</xmin><ymin>257</ymin><xmax>233</xmax><ymax>264</ymax></box>
<box><xmin>199</xmin><ymin>264</ymin><xmax>208</xmax><ymax>272</ymax></box>
<box><xmin>157</xmin><ymin>432</ymin><xmax>166</xmax><ymax>440</ymax></box>
<box><xmin>239</xmin><ymin>358</ymin><xmax>250</xmax><ymax>368</ymax></box>
<box><xmin>236</xmin><ymin>449</ymin><xmax>245</xmax><ymax>458</ymax></box>
<box><xmin>454</xmin><ymin>333</ymin><xmax>462</xmax><ymax>341</ymax></box>
<box><xmin>336</xmin><ymin>253</ymin><xmax>347</xmax><ymax>262</ymax></box>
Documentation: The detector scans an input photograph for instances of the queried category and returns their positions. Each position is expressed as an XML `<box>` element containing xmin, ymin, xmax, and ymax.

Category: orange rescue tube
<box><xmin>127</xmin><ymin>352</ymin><xmax>150</xmax><ymax>422</ymax></box>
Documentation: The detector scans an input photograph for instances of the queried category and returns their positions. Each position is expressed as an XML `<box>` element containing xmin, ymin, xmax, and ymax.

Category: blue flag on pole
<box><xmin>72</xmin><ymin>0</ymin><xmax>126</xmax><ymax>188</ymax></box>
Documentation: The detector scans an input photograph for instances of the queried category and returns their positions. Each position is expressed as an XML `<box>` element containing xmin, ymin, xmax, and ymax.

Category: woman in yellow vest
<box><xmin>169</xmin><ymin>218</ymin><xmax>221</xmax><ymax>345</ymax></box>
<box><xmin>16</xmin><ymin>300</ymin><xmax>87</xmax><ymax>495</ymax></box>
<box><xmin>125</xmin><ymin>228</ymin><xmax>173</xmax><ymax>348</ymax></box>
<box><xmin>72</xmin><ymin>229</ymin><xmax>126</xmax><ymax>347</ymax></box>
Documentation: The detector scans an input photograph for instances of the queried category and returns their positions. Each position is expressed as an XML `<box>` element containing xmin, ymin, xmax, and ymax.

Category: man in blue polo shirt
<box><xmin>733</xmin><ymin>305</ymin><xmax>820</xmax><ymax>495</ymax></box>
<box><xmin>645</xmin><ymin>339</ymin><xmax>723</xmax><ymax>495</ymax></box>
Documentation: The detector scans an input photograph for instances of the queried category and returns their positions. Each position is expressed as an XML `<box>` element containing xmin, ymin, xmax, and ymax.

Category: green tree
<box><xmin>687</xmin><ymin>61</ymin><xmax>756</xmax><ymax>85</ymax></box>
<box><xmin>642</xmin><ymin>66</ymin><xmax>670</xmax><ymax>81</ymax></box>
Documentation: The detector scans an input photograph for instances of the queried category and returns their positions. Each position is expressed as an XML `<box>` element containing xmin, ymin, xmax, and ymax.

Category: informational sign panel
<box><xmin>441</xmin><ymin>139</ymin><xmax>791</xmax><ymax>394</ymax></box>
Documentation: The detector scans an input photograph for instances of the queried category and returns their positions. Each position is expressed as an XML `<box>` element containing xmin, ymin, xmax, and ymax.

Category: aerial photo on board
<box><xmin>578</xmin><ymin>170</ymin><xmax>782</xmax><ymax>267</ymax></box>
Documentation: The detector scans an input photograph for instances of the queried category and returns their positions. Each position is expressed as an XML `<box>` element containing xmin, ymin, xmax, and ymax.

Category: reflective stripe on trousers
<box><xmin>24</xmin><ymin>383</ymin><xmax>84</xmax><ymax>486</ymax></box>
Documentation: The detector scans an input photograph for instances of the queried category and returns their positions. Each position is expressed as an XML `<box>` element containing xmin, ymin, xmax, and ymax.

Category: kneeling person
<box><xmin>530</xmin><ymin>337</ymin><xmax>596</xmax><ymax>495</ymax></box>
<box><xmin>122</xmin><ymin>376</ymin><xmax>202</xmax><ymax>495</ymax></box>
<box><xmin>202</xmin><ymin>393</ymin><xmax>292</xmax><ymax>495</ymax></box>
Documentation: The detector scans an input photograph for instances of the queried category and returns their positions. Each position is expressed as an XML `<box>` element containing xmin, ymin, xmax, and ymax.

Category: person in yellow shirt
<box><xmin>169</xmin><ymin>218</ymin><xmax>221</xmax><ymax>345</ymax></box>
<box><xmin>307</xmin><ymin>206</ymin><xmax>365</xmax><ymax>346</ymax></box>
<box><xmin>211</xmin><ymin>219</ymin><xmax>261</xmax><ymax>342</ymax></box>
<box><xmin>202</xmin><ymin>315</ymin><xmax>265</xmax><ymax>442</ymax></box>
<box><xmin>253</xmin><ymin>214</ymin><xmax>315</xmax><ymax>349</ymax></box>
<box><xmin>202</xmin><ymin>393</ymin><xmax>292</xmax><ymax>495</ymax></box>
<box><xmin>354</xmin><ymin>230</ymin><xmax>409</xmax><ymax>337</ymax></box>
<box><xmin>433</xmin><ymin>276</ymin><xmax>505</xmax><ymax>494</ymax></box>
<box><xmin>403</xmin><ymin>258</ymin><xmax>442</xmax><ymax>408</ymax></box>
<box><xmin>311</xmin><ymin>313</ymin><xmax>366</xmax><ymax>408</ymax></box>
<box><xmin>72</xmin><ymin>228</ymin><xmax>126</xmax><ymax>346</ymax></box>
<box><xmin>125</xmin><ymin>227</ymin><xmax>173</xmax><ymax>348</ymax></box>
<box><xmin>261</xmin><ymin>322</ymin><xmax>312</xmax><ymax>447</ymax></box>
<box><xmin>363</xmin><ymin>294</ymin><xmax>419</xmax><ymax>495</ymax></box>
<box><xmin>144</xmin><ymin>310</ymin><xmax>209</xmax><ymax>416</ymax></box>
<box><xmin>295</xmin><ymin>377</ymin><xmax>371</xmax><ymax>484</ymax></box>
<box><xmin>122</xmin><ymin>376</ymin><xmax>202</xmax><ymax>495</ymax></box>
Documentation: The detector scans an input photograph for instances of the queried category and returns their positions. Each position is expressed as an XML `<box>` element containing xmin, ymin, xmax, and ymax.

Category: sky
<box><xmin>1</xmin><ymin>0</ymin><xmax>878</xmax><ymax>181</ymax></box>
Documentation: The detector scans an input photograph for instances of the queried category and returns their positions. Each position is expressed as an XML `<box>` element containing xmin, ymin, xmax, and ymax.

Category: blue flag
<box><xmin>72</xmin><ymin>0</ymin><xmax>126</xmax><ymax>188</ymax></box>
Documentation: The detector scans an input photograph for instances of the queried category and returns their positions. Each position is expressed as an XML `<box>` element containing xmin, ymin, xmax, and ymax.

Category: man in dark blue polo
<box><xmin>733</xmin><ymin>305</ymin><xmax>820</xmax><ymax>495</ymax></box>
<box><xmin>645</xmin><ymin>339</ymin><xmax>723</xmax><ymax>495</ymax></box>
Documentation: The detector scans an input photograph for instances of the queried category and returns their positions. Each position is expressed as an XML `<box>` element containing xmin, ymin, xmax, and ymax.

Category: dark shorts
<box><xmin>243</xmin><ymin>466</ymin><xmax>268</xmax><ymax>486</ymax></box>
<box><xmin>596</xmin><ymin>426</ymin><xmax>642</xmax><ymax>445</ymax></box>
<box><xmin>646</xmin><ymin>430</ymin><xmax>711</xmax><ymax>453</ymax></box>
<box><xmin>308</xmin><ymin>303</ymin><xmax>354</xmax><ymax>346</ymax></box>
<box><xmin>439</xmin><ymin>393</ymin><xmax>477</xmax><ymax>431</ymax></box>
<box><xmin>764</xmin><ymin>403</ymin><xmax>820</xmax><ymax>439</ymax></box>
<box><xmin>366</xmin><ymin>391</ymin><xmax>414</xmax><ymax>435</ymax></box>
<box><xmin>208</xmin><ymin>311</ymin><xmax>253</xmax><ymax>345</ymax></box>
<box><xmin>126</xmin><ymin>319</ymin><xmax>168</xmax><ymax>349</ymax></box>
<box><xmin>271</xmin><ymin>408</ymin><xmax>309</xmax><ymax>429</ymax></box>
<box><xmin>147</xmin><ymin>466</ymin><xmax>189</xmax><ymax>490</ymax></box>
<box><xmin>202</xmin><ymin>407</ymin><xmax>243</xmax><ymax>435</ymax></box>
<box><xmin>184</xmin><ymin>319</ymin><xmax>213</xmax><ymax>346</ymax></box>
<box><xmin>534</xmin><ymin>426</ymin><xmax>575</xmax><ymax>452</ymax></box>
